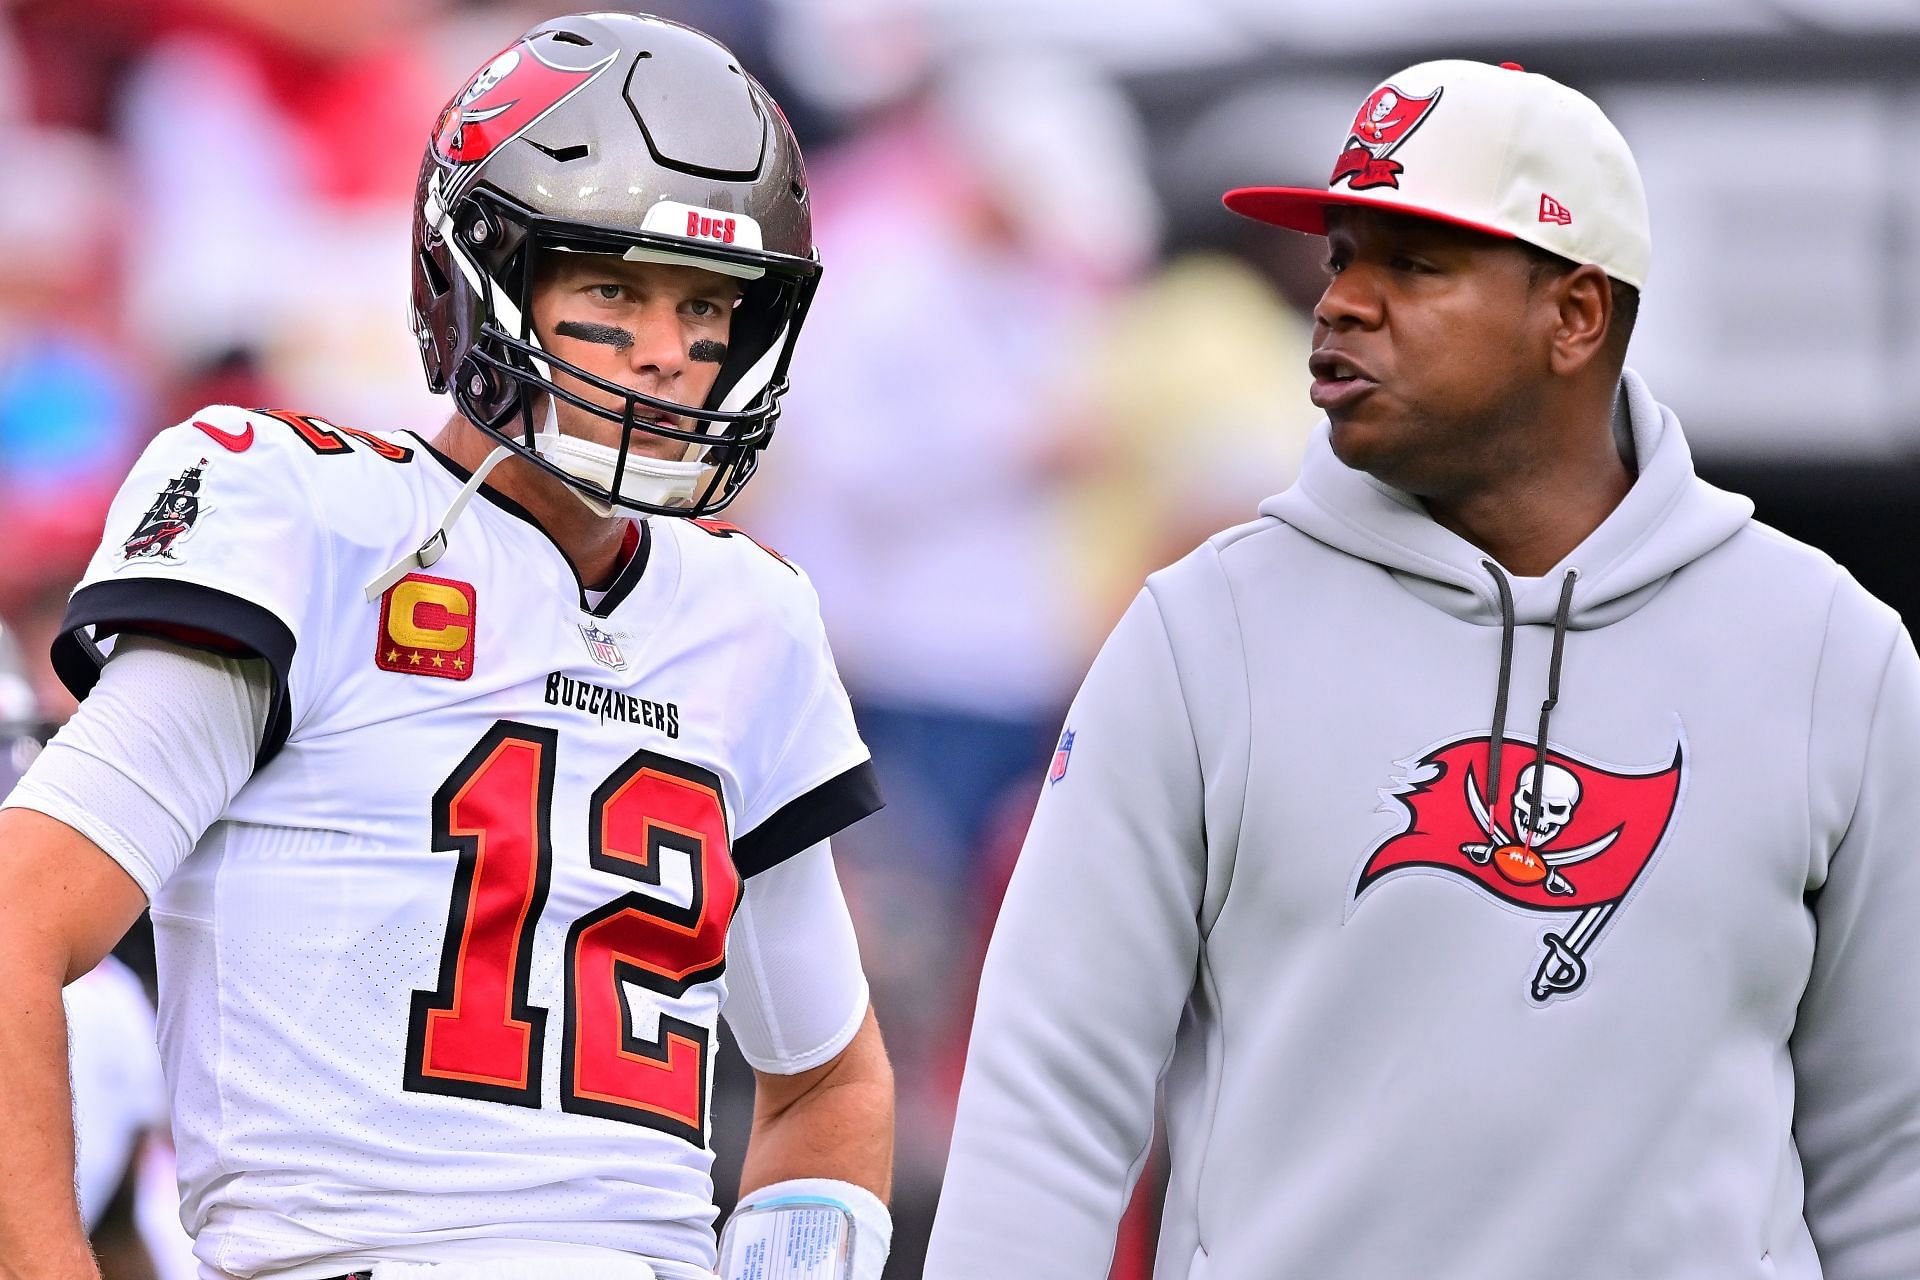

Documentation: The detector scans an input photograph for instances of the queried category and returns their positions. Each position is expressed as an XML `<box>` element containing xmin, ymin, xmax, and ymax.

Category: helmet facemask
<box><xmin>422</xmin><ymin>180</ymin><xmax>818</xmax><ymax>519</ymax></box>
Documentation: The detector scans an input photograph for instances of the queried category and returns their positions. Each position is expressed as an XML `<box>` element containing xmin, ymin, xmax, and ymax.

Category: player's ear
<box><xmin>1546</xmin><ymin>263</ymin><xmax>1611</xmax><ymax>377</ymax></box>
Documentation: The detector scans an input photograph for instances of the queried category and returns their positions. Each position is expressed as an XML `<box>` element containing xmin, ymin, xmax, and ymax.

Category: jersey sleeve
<box><xmin>722</xmin><ymin>840</ymin><xmax>870</xmax><ymax>1075</ymax></box>
<box><xmin>925</xmin><ymin>588</ymin><xmax>1208</xmax><ymax>1280</ymax></box>
<box><xmin>1792</xmin><ymin>603</ymin><xmax>1920</xmax><ymax>1279</ymax></box>
<box><xmin>51</xmin><ymin>407</ymin><xmax>325</xmax><ymax>765</ymax></box>
<box><xmin>731</xmin><ymin>593</ymin><xmax>882</xmax><ymax>879</ymax></box>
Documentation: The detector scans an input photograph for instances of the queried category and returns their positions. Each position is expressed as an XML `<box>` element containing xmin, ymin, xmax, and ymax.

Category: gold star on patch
<box><xmin>386</xmin><ymin>649</ymin><xmax>400</xmax><ymax>663</ymax></box>
<box><xmin>453</xmin><ymin>657</ymin><xmax>466</xmax><ymax>671</ymax></box>
<box><xmin>431</xmin><ymin>654</ymin><xmax>446</xmax><ymax>668</ymax></box>
<box><xmin>408</xmin><ymin>652</ymin><xmax>422</xmax><ymax>666</ymax></box>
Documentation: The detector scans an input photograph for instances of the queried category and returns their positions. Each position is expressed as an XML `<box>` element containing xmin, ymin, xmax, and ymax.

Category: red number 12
<box><xmin>403</xmin><ymin>721</ymin><xmax>739</xmax><ymax>1145</ymax></box>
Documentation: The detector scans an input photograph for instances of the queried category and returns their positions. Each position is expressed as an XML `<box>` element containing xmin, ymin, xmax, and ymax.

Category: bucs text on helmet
<box><xmin>409</xmin><ymin>11</ymin><xmax>819</xmax><ymax>517</ymax></box>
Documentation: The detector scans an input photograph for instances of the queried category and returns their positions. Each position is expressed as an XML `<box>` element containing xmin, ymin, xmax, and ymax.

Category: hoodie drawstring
<box><xmin>1482</xmin><ymin>561</ymin><xmax>1517</xmax><ymax>827</ymax></box>
<box><xmin>1480</xmin><ymin>562</ymin><xmax>1580</xmax><ymax>835</ymax></box>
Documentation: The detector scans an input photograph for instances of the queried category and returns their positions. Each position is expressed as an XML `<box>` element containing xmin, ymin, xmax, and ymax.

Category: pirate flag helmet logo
<box><xmin>1355</xmin><ymin>733</ymin><xmax>1683</xmax><ymax>1002</ymax></box>
<box><xmin>1330</xmin><ymin>82</ymin><xmax>1443</xmax><ymax>192</ymax></box>
<box><xmin>432</xmin><ymin>37</ymin><xmax>616</xmax><ymax>168</ymax></box>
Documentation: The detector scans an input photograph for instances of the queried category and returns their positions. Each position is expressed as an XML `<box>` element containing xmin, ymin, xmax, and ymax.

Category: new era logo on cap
<box><xmin>1222</xmin><ymin>58</ymin><xmax>1650</xmax><ymax>288</ymax></box>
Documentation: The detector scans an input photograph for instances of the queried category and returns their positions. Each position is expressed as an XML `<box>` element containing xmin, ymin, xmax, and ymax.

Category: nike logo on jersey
<box><xmin>194</xmin><ymin>418</ymin><xmax>255</xmax><ymax>453</ymax></box>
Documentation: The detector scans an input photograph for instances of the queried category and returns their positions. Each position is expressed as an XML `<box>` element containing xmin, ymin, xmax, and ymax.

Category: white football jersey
<box><xmin>54</xmin><ymin>407</ymin><xmax>880</xmax><ymax>1279</ymax></box>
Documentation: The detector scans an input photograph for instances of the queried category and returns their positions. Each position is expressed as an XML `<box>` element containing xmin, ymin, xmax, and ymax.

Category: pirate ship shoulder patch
<box><xmin>120</xmin><ymin>457</ymin><xmax>212</xmax><ymax>565</ymax></box>
<box><xmin>1352</xmin><ymin>731</ymin><xmax>1685</xmax><ymax>1004</ymax></box>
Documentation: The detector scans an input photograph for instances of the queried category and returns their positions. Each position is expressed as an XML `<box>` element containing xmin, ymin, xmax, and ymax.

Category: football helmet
<box><xmin>410</xmin><ymin>12</ymin><xmax>819</xmax><ymax>517</ymax></box>
<box><xmin>0</xmin><ymin>620</ymin><xmax>46</xmax><ymax>796</ymax></box>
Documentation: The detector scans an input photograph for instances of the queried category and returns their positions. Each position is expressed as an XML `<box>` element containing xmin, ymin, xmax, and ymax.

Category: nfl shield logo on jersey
<box><xmin>579</xmin><ymin>621</ymin><xmax>626</xmax><ymax>671</ymax></box>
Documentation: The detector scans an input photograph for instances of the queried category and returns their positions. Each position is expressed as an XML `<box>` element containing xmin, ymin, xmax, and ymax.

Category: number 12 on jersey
<box><xmin>403</xmin><ymin>721</ymin><xmax>740</xmax><ymax>1146</ymax></box>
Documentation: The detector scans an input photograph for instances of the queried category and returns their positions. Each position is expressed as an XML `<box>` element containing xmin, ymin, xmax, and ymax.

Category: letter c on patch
<box><xmin>390</xmin><ymin>579</ymin><xmax>472</xmax><ymax>651</ymax></box>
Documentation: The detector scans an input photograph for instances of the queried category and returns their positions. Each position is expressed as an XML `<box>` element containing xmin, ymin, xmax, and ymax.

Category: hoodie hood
<box><xmin>1261</xmin><ymin>368</ymin><xmax>1753</xmax><ymax>629</ymax></box>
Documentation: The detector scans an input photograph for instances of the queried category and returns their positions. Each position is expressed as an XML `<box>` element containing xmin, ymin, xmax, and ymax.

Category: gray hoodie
<box><xmin>928</xmin><ymin>369</ymin><xmax>1920</xmax><ymax>1279</ymax></box>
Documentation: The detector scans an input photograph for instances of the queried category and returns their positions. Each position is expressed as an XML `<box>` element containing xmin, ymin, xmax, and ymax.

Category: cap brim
<box><xmin>1223</xmin><ymin>185</ymin><xmax>1518</xmax><ymax>243</ymax></box>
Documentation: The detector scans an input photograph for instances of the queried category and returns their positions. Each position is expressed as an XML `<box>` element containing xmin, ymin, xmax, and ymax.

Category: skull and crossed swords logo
<box><xmin>1461</xmin><ymin>760</ymin><xmax>1618</xmax><ymax>896</ymax></box>
<box><xmin>1356</xmin><ymin>735</ymin><xmax>1684</xmax><ymax>1003</ymax></box>
<box><xmin>1461</xmin><ymin>759</ymin><xmax>1622</xmax><ymax>999</ymax></box>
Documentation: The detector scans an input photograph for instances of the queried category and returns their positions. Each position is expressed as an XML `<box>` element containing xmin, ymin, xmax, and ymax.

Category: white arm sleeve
<box><xmin>1</xmin><ymin>634</ymin><xmax>272</xmax><ymax>899</ymax></box>
<box><xmin>722</xmin><ymin>840</ymin><xmax>870</xmax><ymax>1075</ymax></box>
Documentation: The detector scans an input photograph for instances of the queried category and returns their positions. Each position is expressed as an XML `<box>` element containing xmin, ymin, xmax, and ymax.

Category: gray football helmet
<box><xmin>409</xmin><ymin>11</ymin><xmax>819</xmax><ymax>516</ymax></box>
<box><xmin>0</xmin><ymin>620</ymin><xmax>45</xmax><ymax>796</ymax></box>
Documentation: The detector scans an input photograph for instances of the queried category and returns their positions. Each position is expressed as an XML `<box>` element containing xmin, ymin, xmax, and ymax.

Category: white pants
<box><xmin>212</xmin><ymin>1240</ymin><xmax>711</xmax><ymax>1280</ymax></box>
<box><xmin>367</xmin><ymin>1262</ymin><xmax>666</xmax><ymax>1280</ymax></box>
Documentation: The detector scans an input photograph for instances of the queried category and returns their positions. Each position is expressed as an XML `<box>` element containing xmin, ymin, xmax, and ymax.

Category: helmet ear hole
<box><xmin>417</xmin><ymin>249</ymin><xmax>451</xmax><ymax>300</ymax></box>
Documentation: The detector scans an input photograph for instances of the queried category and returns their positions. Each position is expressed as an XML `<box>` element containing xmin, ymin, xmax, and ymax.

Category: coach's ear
<box><xmin>1545</xmin><ymin>262</ymin><xmax>1612</xmax><ymax>377</ymax></box>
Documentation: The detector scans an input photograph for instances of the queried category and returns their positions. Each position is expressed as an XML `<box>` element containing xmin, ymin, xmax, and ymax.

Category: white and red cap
<box><xmin>1224</xmin><ymin>59</ymin><xmax>1650</xmax><ymax>289</ymax></box>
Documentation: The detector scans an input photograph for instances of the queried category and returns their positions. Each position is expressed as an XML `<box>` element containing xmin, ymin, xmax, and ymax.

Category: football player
<box><xmin>4</xmin><ymin>624</ymin><xmax>171</xmax><ymax>1280</ymax></box>
<box><xmin>0</xmin><ymin>14</ymin><xmax>893</xmax><ymax>1280</ymax></box>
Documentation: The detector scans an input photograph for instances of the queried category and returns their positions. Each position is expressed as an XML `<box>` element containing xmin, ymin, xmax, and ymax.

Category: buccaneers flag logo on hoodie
<box><xmin>1356</xmin><ymin>735</ymin><xmax>1683</xmax><ymax>1002</ymax></box>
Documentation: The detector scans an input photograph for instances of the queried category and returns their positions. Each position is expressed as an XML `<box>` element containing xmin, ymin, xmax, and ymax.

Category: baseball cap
<box><xmin>1223</xmin><ymin>60</ymin><xmax>1650</xmax><ymax>288</ymax></box>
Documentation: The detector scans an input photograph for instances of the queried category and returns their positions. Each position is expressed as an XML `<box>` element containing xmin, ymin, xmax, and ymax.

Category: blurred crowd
<box><xmin>0</xmin><ymin>1</ymin><xmax>1318</xmax><ymax>1275</ymax></box>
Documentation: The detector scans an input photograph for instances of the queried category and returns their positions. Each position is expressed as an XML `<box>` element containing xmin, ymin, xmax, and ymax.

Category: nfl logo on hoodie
<box><xmin>1049</xmin><ymin>729</ymin><xmax>1076</xmax><ymax>785</ymax></box>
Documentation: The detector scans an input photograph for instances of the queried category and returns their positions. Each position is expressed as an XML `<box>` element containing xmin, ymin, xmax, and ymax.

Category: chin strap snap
<box><xmin>363</xmin><ymin>444</ymin><xmax>515</xmax><ymax>603</ymax></box>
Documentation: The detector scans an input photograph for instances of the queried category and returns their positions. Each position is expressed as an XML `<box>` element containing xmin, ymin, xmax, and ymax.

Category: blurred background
<box><xmin>3</xmin><ymin>0</ymin><xmax>1915</xmax><ymax>1275</ymax></box>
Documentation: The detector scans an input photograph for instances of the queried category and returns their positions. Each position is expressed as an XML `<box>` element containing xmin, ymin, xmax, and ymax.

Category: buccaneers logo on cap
<box><xmin>1354</xmin><ymin>734</ymin><xmax>1683</xmax><ymax>1002</ymax></box>
<box><xmin>433</xmin><ymin>38</ymin><xmax>615</xmax><ymax>167</ymax></box>
<box><xmin>1330</xmin><ymin>83</ymin><xmax>1442</xmax><ymax>192</ymax></box>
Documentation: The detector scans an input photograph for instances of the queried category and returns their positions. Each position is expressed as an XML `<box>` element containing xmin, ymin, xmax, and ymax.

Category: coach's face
<box><xmin>1310</xmin><ymin>207</ymin><xmax>1560</xmax><ymax>501</ymax></box>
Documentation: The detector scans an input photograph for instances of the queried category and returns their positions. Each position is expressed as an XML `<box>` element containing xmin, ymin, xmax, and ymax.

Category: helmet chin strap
<box><xmin>364</xmin><ymin>393</ymin><xmax>735</xmax><ymax>605</ymax></box>
<box><xmin>531</xmin><ymin>397</ymin><xmax>707</xmax><ymax>515</ymax></box>
<box><xmin>363</xmin><ymin>442</ymin><xmax>516</xmax><ymax>602</ymax></box>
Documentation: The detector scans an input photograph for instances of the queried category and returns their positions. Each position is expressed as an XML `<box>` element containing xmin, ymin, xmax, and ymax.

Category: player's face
<box><xmin>1311</xmin><ymin>208</ymin><xmax>1558</xmax><ymax>502</ymax></box>
<box><xmin>530</xmin><ymin>254</ymin><xmax>741</xmax><ymax>461</ymax></box>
